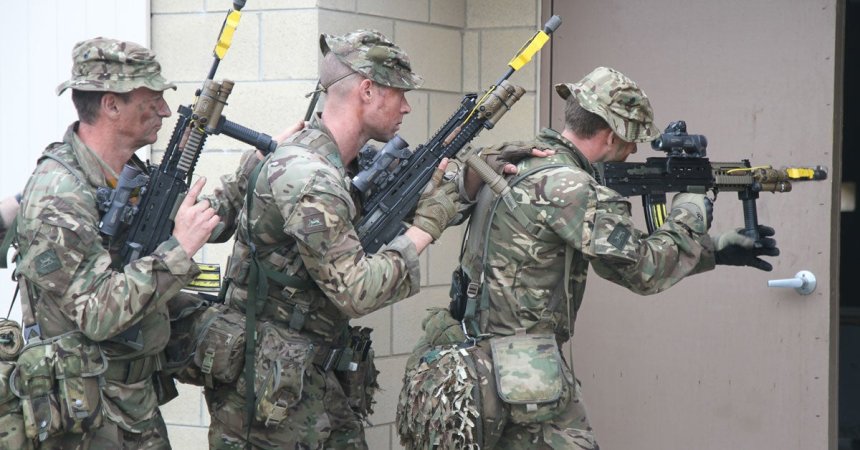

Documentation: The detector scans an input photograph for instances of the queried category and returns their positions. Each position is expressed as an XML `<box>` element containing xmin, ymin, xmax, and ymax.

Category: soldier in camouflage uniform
<box><xmin>11</xmin><ymin>37</ymin><xmax>258</xmax><ymax>449</ymax></box>
<box><xmin>204</xmin><ymin>29</ymin><xmax>461</xmax><ymax>449</ymax></box>
<box><xmin>400</xmin><ymin>67</ymin><xmax>780</xmax><ymax>449</ymax></box>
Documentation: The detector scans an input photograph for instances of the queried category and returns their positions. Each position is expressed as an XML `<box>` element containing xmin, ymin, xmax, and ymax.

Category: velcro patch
<box><xmin>34</xmin><ymin>249</ymin><xmax>62</xmax><ymax>276</ymax></box>
<box><xmin>302</xmin><ymin>213</ymin><xmax>327</xmax><ymax>234</ymax></box>
<box><xmin>607</xmin><ymin>224</ymin><xmax>632</xmax><ymax>251</ymax></box>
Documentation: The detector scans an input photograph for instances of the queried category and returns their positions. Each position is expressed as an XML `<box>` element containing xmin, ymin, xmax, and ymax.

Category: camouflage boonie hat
<box><xmin>320</xmin><ymin>29</ymin><xmax>423</xmax><ymax>90</ymax></box>
<box><xmin>56</xmin><ymin>37</ymin><xmax>176</xmax><ymax>96</ymax></box>
<box><xmin>555</xmin><ymin>66</ymin><xmax>659</xmax><ymax>143</ymax></box>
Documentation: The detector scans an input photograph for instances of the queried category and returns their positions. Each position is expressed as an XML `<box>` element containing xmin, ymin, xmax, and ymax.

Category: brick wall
<box><xmin>150</xmin><ymin>1</ymin><xmax>540</xmax><ymax>448</ymax></box>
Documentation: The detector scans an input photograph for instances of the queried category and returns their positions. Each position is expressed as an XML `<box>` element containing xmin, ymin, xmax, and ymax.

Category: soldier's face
<box><xmin>115</xmin><ymin>87</ymin><xmax>172</xmax><ymax>148</ymax></box>
<box><xmin>607</xmin><ymin>136</ymin><xmax>637</xmax><ymax>162</ymax></box>
<box><xmin>366</xmin><ymin>83</ymin><xmax>411</xmax><ymax>141</ymax></box>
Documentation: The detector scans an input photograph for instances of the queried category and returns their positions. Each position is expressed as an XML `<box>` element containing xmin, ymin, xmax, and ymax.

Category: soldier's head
<box><xmin>58</xmin><ymin>37</ymin><xmax>174</xmax><ymax>146</ymax></box>
<box><xmin>318</xmin><ymin>29</ymin><xmax>423</xmax><ymax>143</ymax></box>
<box><xmin>556</xmin><ymin>67</ymin><xmax>659</xmax><ymax>162</ymax></box>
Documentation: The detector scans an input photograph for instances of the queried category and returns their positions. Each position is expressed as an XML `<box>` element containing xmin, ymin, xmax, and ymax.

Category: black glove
<box><xmin>713</xmin><ymin>225</ymin><xmax>780</xmax><ymax>271</ymax></box>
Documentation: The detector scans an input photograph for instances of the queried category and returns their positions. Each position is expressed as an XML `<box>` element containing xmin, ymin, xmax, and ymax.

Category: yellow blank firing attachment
<box><xmin>508</xmin><ymin>31</ymin><xmax>549</xmax><ymax>71</ymax></box>
<box><xmin>785</xmin><ymin>167</ymin><xmax>819</xmax><ymax>179</ymax></box>
<box><xmin>214</xmin><ymin>10</ymin><xmax>242</xmax><ymax>60</ymax></box>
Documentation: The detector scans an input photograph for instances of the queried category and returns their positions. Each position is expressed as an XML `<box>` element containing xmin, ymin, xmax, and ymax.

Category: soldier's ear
<box><xmin>101</xmin><ymin>93</ymin><xmax>122</xmax><ymax>119</ymax></box>
<box><xmin>358</xmin><ymin>78</ymin><xmax>375</xmax><ymax>104</ymax></box>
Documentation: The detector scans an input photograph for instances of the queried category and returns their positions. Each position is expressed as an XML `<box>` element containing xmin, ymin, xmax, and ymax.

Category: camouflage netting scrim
<box><xmin>397</xmin><ymin>346</ymin><xmax>481</xmax><ymax>450</ymax></box>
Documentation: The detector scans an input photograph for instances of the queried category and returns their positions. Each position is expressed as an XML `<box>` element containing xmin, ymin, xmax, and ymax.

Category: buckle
<box><xmin>466</xmin><ymin>282</ymin><xmax>480</xmax><ymax>299</ymax></box>
<box><xmin>264</xmin><ymin>399</ymin><xmax>290</xmax><ymax>427</ymax></box>
<box><xmin>201</xmin><ymin>349</ymin><xmax>215</xmax><ymax>374</ymax></box>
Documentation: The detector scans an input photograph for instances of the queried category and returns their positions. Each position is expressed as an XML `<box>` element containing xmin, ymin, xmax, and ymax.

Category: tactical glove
<box><xmin>671</xmin><ymin>192</ymin><xmax>713</xmax><ymax>230</ymax></box>
<box><xmin>413</xmin><ymin>167</ymin><xmax>459</xmax><ymax>241</ymax></box>
<box><xmin>480</xmin><ymin>145</ymin><xmax>547</xmax><ymax>174</ymax></box>
<box><xmin>713</xmin><ymin>225</ymin><xmax>780</xmax><ymax>271</ymax></box>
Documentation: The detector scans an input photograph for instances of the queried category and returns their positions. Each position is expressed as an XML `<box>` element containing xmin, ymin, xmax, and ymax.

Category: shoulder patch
<box><xmin>34</xmin><ymin>249</ymin><xmax>62</xmax><ymax>276</ymax></box>
<box><xmin>302</xmin><ymin>213</ymin><xmax>327</xmax><ymax>234</ymax></box>
<box><xmin>607</xmin><ymin>224</ymin><xmax>632</xmax><ymax>251</ymax></box>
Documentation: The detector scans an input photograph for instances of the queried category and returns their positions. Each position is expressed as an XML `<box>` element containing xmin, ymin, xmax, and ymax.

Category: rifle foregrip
<box><xmin>219</xmin><ymin>118</ymin><xmax>277</xmax><ymax>154</ymax></box>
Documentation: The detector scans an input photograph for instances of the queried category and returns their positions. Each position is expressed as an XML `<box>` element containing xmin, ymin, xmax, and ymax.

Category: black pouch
<box><xmin>335</xmin><ymin>327</ymin><xmax>379</xmax><ymax>418</ymax></box>
<box><xmin>448</xmin><ymin>267</ymin><xmax>469</xmax><ymax>321</ymax></box>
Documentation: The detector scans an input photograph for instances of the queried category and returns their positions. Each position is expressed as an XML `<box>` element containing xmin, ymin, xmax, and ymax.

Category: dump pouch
<box><xmin>236</xmin><ymin>322</ymin><xmax>313</xmax><ymax>427</ymax></box>
<box><xmin>490</xmin><ymin>330</ymin><xmax>569</xmax><ymax>424</ymax></box>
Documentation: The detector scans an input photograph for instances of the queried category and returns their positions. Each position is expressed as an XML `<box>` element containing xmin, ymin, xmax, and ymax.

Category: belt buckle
<box><xmin>265</xmin><ymin>399</ymin><xmax>290</xmax><ymax>427</ymax></box>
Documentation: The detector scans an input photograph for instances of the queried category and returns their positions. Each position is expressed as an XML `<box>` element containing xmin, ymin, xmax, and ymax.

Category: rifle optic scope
<box><xmin>651</xmin><ymin>120</ymin><xmax>708</xmax><ymax>157</ymax></box>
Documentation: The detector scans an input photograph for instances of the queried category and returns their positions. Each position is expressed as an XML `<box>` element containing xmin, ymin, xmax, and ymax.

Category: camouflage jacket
<box><xmin>461</xmin><ymin>128</ymin><xmax>716</xmax><ymax>341</ymax></box>
<box><xmin>225</xmin><ymin>115</ymin><xmax>420</xmax><ymax>342</ymax></box>
<box><xmin>15</xmin><ymin>123</ymin><xmax>216</xmax><ymax>432</ymax></box>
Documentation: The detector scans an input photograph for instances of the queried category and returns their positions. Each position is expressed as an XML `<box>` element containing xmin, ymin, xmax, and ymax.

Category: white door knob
<box><xmin>767</xmin><ymin>270</ymin><xmax>816</xmax><ymax>295</ymax></box>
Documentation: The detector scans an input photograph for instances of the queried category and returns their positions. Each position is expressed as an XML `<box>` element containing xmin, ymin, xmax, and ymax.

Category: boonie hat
<box><xmin>320</xmin><ymin>29</ymin><xmax>423</xmax><ymax>90</ymax></box>
<box><xmin>555</xmin><ymin>67</ymin><xmax>658</xmax><ymax>143</ymax></box>
<box><xmin>56</xmin><ymin>37</ymin><xmax>176</xmax><ymax>96</ymax></box>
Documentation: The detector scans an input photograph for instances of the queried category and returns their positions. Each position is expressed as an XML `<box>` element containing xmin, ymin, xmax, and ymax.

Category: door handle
<box><xmin>767</xmin><ymin>270</ymin><xmax>817</xmax><ymax>295</ymax></box>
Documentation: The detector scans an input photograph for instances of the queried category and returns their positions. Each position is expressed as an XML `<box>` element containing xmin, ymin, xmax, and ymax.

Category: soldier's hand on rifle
<box><xmin>412</xmin><ymin>159</ymin><xmax>459</xmax><ymax>241</ymax></box>
<box><xmin>671</xmin><ymin>193</ymin><xmax>714</xmax><ymax>230</ymax></box>
<box><xmin>173</xmin><ymin>177</ymin><xmax>220</xmax><ymax>257</ymax></box>
<box><xmin>713</xmin><ymin>225</ymin><xmax>780</xmax><ymax>271</ymax></box>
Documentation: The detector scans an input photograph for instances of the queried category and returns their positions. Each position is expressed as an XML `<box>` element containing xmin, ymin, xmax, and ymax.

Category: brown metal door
<box><xmin>541</xmin><ymin>1</ymin><xmax>841</xmax><ymax>449</ymax></box>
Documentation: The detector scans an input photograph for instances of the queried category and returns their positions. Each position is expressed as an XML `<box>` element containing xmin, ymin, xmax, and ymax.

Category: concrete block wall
<box><xmin>150</xmin><ymin>1</ymin><xmax>540</xmax><ymax>448</ymax></box>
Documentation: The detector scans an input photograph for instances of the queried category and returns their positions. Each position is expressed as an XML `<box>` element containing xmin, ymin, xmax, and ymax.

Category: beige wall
<box><xmin>150</xmin><ymin>1</ymin><xmax>541</xmax><ymax>448</ymax></box>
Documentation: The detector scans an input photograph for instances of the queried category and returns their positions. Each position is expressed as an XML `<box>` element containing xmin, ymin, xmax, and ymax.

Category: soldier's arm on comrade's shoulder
<box><xmin>18</xmin><ymin>182</ymin><xmax>201</xmax><ymax>341</ymax></box>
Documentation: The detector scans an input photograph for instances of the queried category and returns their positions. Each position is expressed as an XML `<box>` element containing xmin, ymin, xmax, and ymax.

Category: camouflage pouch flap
<box><xmin>490</xmin><ymin>331</ymin><xmax>563</xmax><ymax>405</ymax></box>
<box><xmin>0</xmin><ymin>360</ymin><xmax>18</xmax><ymax>407</ymax></box>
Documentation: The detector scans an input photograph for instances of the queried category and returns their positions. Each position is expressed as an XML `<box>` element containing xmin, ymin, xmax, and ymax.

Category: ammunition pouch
<box><xmin>236</xmin><ymin>322</ymin><xmax>314</xmax><ymax>428</ymax></box>
<box><xmin>10</xmin><ymin>331</ymin><xmax>107</xmax><ymax>442</ymax></box>
<box><xmin>191</xmin><ymin>304</ymin><xmax>246</xmax><ymax>388</ymax></box>
<box><xmin>489</xmin><ymin>330</ymin><xmax>573</xmax><ymax>425</ymax></box>
<box><xmin>0</xmin><ymin>360</ymin><xmax>28</xmax><ymax>449</ymax></box>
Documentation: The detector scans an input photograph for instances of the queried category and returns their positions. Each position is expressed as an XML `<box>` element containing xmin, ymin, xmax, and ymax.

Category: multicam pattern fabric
<box><xmin>453</xmin><ymin>127</ymin><xmax>714</xmax><ymax>448</ymax></box>
<box><xmin>320</xmin><ymin>29</ymin><xmax>423</xmax><ymax>90</ymax></box>
<box><xmin>13</xmin><ymin>123</ymin><xmax>201</xmax><ymax>446</ymax></box>
<box><xmin>208</xmin><ymin>115</ymin><xmax>422</xmax><ymax>448</ymax></box>
<box><xmin>56</xmin><ymin>37</ymin><xmax>176</xmax><ymax>96</ymax></box>
<box><xmin>555</xmin><ymin>67</ymin><xmax>659</xmax><ymax>143</ymax></box>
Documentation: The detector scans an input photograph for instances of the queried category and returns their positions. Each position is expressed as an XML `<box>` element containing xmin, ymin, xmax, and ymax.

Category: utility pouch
<box><xmin>335</xmin><ymin>327</ymin><xmax>379</xmax><ymax>418</ymax></box>
<box><xmin>490</xmin><ymin>330</ymin><xmax>568</xmax><ymax>424</ymax></box>
<box><xmin>192</xmin><ymin>305</ymin><xmax>246</xmax><ymax>388</ymax></box>
<box><xmin>236</xmin><ymin>322</ymin><xmax>313</xmax><ymax>427</ymax></box>
<box><xmin>12</xmin><ymin>332</ymin><xmax>107</xmax><ymax>442</ymax></box>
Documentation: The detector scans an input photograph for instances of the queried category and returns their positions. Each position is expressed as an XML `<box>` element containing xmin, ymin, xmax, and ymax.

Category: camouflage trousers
<box><xmin>36</xmin><ymin>410</ymin><xmax>170</xmax><ymax>450</ymax></box>
<box><xmin>205</xmin><ymin>365</ymin><xmax>367</xmax><ymax>449</ymax></box>
<box><xmin>493</xmin><ymin>380</ymin><xmax>599</xmax><ymax>450</ymax></box>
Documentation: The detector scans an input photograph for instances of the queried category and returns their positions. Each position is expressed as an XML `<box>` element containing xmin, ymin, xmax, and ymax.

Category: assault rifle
<box><xmin>354</xmin><ymin>15</ymin><xmax>562</xmax><ymax>253</ymax></box>
<box><xmin>98</xmin><ymin>0</ymin><xmax>277</xmax><ymax>265</ymax></box>
<box><xmin>593</xmin><ymin>120</ymin><xmax>827</xmax><ymax>241</ymax></box>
